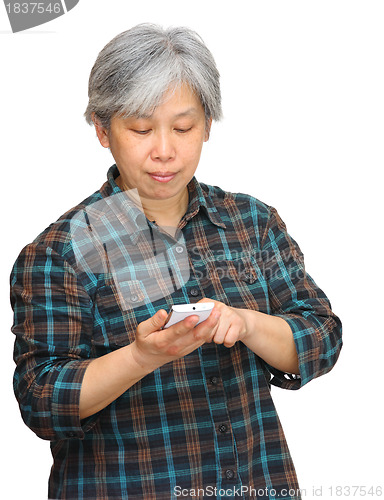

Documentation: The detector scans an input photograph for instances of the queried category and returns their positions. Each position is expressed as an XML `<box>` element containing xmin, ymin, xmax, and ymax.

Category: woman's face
<box><xmin>95</xmin><ymin>84</ymin><xmax>211</xmax><ymax>203</ymax></box>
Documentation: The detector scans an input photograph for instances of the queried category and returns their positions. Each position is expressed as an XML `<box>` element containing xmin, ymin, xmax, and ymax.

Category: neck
<box><xmin>116</xmin><ymin>176</ymin><xmax>189</xmax><ymax>227</ymax></box>
<box><xmin>142</xmin><ymin>192</ymin><xmax>189</xmax><ymax>225</ymax></box>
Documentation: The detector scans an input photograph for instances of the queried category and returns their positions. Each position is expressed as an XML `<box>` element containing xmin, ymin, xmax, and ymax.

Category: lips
<box><xmin>149</xmin><ymin>172</ymin><xmax>177</xmax><ymax>183</ymax></box>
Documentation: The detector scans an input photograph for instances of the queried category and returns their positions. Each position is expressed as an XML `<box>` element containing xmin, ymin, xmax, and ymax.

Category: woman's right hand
<box><xmin>80</xmin><ymin>307</ymin><xmax>220</xmax><ymax>419</ymax></box>
<box><xmin>131</xmin><ymin>308</ymin><xmax>221</xmax><ymax>372</ymax></box>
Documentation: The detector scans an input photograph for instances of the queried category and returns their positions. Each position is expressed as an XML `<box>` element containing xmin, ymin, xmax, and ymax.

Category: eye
<box><xmin>175</xmin><ymin>127</ymin><xmax>192</xmax><ymax>134</ymax></box>
<box><xmin>132</xmin><ymin>129</ymin><xmax>151</xmax><ymax>135</ymax></box>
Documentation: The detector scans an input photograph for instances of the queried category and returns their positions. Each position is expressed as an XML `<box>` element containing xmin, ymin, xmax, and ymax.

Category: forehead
<box><xmin>136</xmin><ymin>84</ymin><xmax>205</xmax><ymax>120</ymax></box>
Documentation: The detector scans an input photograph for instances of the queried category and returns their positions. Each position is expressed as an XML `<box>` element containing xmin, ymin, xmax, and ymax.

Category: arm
<box><xmin>238</xmin><ymin>309</ymin><xmax>299</xmax><ymax>375</ymax></box>
<box><xmin>79</xmin><ymin>308</ymin><xmax>221</xmax><ymax>419</ymax></box>
<box><xmin>196</xmin><ymin>298</ymin><xmax>299</xmax><ymax>375</ymax></box>
<box><xmin>11</xmin><ymin>242</ymin><xmax>221</xmax><ymax>427</ymax></box>
<box><xmin>259</xmin><ymin>207</ymin><xmax>342</xmax><ymax>388</ymax></box>
<box><xmin>198</xmin><ymin>206</ymin><xmax>342</xmax><ymax>389</ymax></box>
<box><xmin>11</xmin><ymin>243</ymin><xmax>95</xmax><ymax>440</ymax></box>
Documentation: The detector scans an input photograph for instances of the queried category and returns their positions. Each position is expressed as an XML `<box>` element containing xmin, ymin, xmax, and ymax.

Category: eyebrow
<box><xmin>136</xmin><ymin>108</ymin><xmax>199</xmax><ymax>120</ymax></box>
<box><xmin>173</xmin><ymin>108</ymin><xmax>199</xmax><ymax>118</ymax></box>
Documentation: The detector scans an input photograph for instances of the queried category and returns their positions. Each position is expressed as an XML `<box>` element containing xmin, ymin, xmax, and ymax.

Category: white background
<box><xmin>1</xmin><ymin>1</ymin><xmax>383</xmax><ymax>498</ymax></box>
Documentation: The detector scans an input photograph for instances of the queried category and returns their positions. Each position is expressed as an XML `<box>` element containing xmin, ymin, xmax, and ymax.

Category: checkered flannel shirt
<box><xmin>11</xmin><ymin>165</ymin><xmax>342</xmax><ymax>499</ymax></box>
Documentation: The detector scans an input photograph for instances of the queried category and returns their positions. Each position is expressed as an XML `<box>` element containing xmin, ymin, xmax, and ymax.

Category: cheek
<box><xmin>181</xmin><ymin>137</ymin><xmax>204</xmax><ymax>162</ymax></box>
<box><xmin>115</xmin><ymin>141</ymin><xmax>147</xmax><ymax>164</ymax></box>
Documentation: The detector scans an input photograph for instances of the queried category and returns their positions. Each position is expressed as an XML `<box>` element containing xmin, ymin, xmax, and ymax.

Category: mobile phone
<box><xmin>162</xmin><ymin>303</ymin><xmax>214</xmax><ymax>329</ymax></box>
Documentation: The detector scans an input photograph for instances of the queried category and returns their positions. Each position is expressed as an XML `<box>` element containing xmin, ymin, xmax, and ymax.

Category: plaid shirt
<box><xmin>11</xmin><ymin>165</ymin><xmax>342</xmax><ymax>500</ymax></box>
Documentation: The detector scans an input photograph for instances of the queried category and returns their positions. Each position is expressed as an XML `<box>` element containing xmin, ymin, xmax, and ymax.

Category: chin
<box><xmin>151</xmin><ymin>187</ymin><xmax>180</xmax><ymax>200</ymax></box>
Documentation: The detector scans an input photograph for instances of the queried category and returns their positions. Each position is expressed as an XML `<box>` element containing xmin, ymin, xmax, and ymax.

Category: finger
<box><xmin>196</xmin><ymin>297</ymin><xmax>216</xmax><ymax>306</ymax></box>
<box><xmin>206</xmin><ymin>320</ymin><xmax>220</xmax><ymax>343</ymax></box>
<box><xmin>210</xmin><ymin>314</ymin><xmax>231</xmax><ymax>344</ymax></box>
<box><xmin>212</xmin><ymin>323</ymin><xmax>229</xmax><ymax>344</ymax></box>
<box><xmin>193</xmin><ymin>308</ymin><xmax>221</xmax><ymax>341</ymax></box>
<box><xmin>137</xmin><ymin>309</ymin><xmax>168</xmax><ymax>336</ymax></box>
<box><xmin>164</xmin><ymin>315</ymin><xmax>200</xmax><ymax>339</ymax></box>
<box><xmin>180</xmin><ymin>314</ymin><xmax>200</xmax><ymax>331</ymax></box>
<box><xmin>222</xmin><ymin>326</ymin><xmax>240</xmax><ymax>348</ymax></box>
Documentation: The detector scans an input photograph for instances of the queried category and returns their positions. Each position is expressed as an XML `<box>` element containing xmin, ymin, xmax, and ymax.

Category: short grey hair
<box><xmin>84</xmin><ymin>23</ymin><xmax>222</xmax><ymax>129</ymax></box>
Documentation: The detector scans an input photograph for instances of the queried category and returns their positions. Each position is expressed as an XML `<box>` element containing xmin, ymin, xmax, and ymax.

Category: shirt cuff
<box><xmin>51</xmin><ymin>359</ymin><xmax>98</xmax><ymax>440</ymax></box>
<box><xmin>267</xmin><ymin>313</ymin><xmax>323</xmax><ymax>390</ymax></box>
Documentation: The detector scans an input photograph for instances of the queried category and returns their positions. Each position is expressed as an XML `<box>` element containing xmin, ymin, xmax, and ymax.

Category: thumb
<box><xmin>137</xmin><ymin>309</ymin><xmax>168</xmax><ymax>337</ymax></box>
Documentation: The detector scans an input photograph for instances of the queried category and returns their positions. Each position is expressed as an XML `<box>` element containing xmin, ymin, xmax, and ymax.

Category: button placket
<box><xmin>200</xmin><ymin>344</ymin><xmax>238</xmax><ymax>485</ymax></box>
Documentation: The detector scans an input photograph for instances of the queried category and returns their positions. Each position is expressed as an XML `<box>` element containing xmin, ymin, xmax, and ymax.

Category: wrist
<box><xmin>128</xmin><ymin>342</ymin><xmax>160</xmax><ymax>375</ymax></box>
<box><xmin>234</xmin><ymin>308</ymin><xmax>259</xmax><ymax>344</ymax></box>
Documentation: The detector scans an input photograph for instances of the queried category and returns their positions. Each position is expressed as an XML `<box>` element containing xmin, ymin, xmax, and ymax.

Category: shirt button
<box><xmin>136</xmin><ymin>213</ymin><xmax>147</xmax><ymax>228</ymax></box>
<box><xmin>209</xmin><ymin>376</ymin><xmax>219</xmax><ymax>385</ymax></box>
<box><xmin>130</xmin><ymin>294</ymin><xmax>139</xmax><ymax>303</ymax></box>
<box><xmin>243</xmin><ymin>272</ymin><xmax>256</xmax><ymax>284</ymax></box>
<box><xmin>225</xmin><ymin>469</ymin><xmax>235</xmax><ymax>479</ymax></box>
<box><xmin>218</xmin><ymin>424</ymin><xmax>228</xmax><ymax>433</ymax></box>
<box><xmin>67</xmin><ymin>432</ymin><xmax>76</xmax><ymax>438</ymax></box>
<box><xmin>175</xmin><ymin>246</ymin><xmax>184</xmax><ymax>254</ymax></box>
<box><xmin>189</xmin><ymin>288</ymin><xmax>200</xmax><ymax>297</ymax></box>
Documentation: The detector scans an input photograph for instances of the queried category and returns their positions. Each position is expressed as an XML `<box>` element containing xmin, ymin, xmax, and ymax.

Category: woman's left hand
<box><xmin>198</xmin><ymin>298</ymin><xmax>300</xmax><ymax>374</ymax></box>
<box><xmin>197</xmin><ymin>298</ymin><xmax>248</xmax><ymax>348</ymax></box>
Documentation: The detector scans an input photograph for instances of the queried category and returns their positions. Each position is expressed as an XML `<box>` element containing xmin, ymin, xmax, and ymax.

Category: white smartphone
<box><xmin>162</xmin><ymin>303</ymin><xmax>214</xmax><ymax>329</ymax></box>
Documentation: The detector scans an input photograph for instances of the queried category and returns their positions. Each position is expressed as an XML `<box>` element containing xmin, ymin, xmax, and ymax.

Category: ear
<box><xmin>204</xmin><ymin>117</ymin><xmax>213</xmax><ymax>142</ymax></box>
<box><xmin>92</xmin><ymin>113</ymin><xmax>110</xmax><ymax>148</ymax></box>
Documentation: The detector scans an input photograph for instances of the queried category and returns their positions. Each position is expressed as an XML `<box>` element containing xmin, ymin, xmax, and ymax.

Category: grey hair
<box><xmin>84</xmin><ymin>23</ymin><xmax>222</xmax><ymax>128</ymax></box>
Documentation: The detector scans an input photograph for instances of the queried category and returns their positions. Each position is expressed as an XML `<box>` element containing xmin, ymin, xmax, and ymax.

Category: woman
<box><xmin>11</xmin><ymin>24</ymin><xmax>342</xmax><ymax>499</ymax></box>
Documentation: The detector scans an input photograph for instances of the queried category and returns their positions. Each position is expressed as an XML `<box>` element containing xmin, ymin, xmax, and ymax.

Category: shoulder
<box><xmin>15</xmin><ymin>184</ymin><xmax>108</xmax><ymax>267</ymax></box>
<box><xmin>197</xmin><ymin>181</ymin><xmax>300</xmax><ymax>257</ymax></box>
<box><xmin>198</xmin><ymin>180</ymin><xmax>274</xmax><ymax>223</ymax></box>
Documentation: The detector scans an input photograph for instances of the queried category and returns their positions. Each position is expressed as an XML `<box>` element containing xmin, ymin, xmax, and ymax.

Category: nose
<box><xmin>150</xmin><ymin>130</ymin><xmax>175</xmax><ymax>162</ymax></box>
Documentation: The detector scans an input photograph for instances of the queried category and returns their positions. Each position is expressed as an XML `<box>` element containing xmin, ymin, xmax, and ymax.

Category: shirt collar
<box><xmin>184</xmin><ymin>176</ymin><xmax>226</xmax><ymax>229</ymax></box>
<box><xmin>103</xmin><ymin>165</ymin><xmax>150</xmax><ymax>245</ymax></box>
<box><xmin>104</xmin><ymin>164</ymin><xmax>226</xmax><ymax>236</ymax></box>
<box><xmin>106</xmin><ymin>164</ymin><xmax>124</xmax><ymax>196</ymax></box>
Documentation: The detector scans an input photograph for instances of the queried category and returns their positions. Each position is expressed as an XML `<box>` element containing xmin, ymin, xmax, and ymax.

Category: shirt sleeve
<box><xmin>260</xmin><ymin>207</ymin><xmax>343</xmax><ymax>390</ymax></box>
<box><xmin>10</xmin><ymin>242</ymin><xmax>97</xmax><ymax>441</ymax></box>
